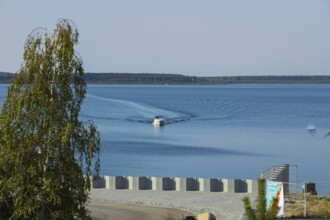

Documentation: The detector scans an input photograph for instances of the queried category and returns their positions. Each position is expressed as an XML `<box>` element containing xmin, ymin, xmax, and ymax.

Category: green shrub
<box><xmin>242</xmin><ymin>179</ymin><xmax>279</xmax><ymax>220</ymax></box>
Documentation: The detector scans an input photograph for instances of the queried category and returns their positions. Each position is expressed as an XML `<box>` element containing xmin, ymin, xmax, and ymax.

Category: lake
<box><xmin>1</xmin><ymin>84</ymin><xmax>330</xmax><ymax>193</ymax></box>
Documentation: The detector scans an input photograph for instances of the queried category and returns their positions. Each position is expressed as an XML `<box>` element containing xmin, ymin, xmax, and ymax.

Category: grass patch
<box><xmin>285</xmin><ymin>194</ymin><xmax>330</xmax><ymax>218</ymax></box>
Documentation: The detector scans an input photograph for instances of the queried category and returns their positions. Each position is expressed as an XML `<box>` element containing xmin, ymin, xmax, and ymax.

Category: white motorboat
<box><xmin>306</xmin><ymin>124</ymin><xmax>316</xmax><ymax>134</ymax></box>
<box><xmin>153</xmin><ymin>116</ymin><xmax>165</xmax><ymax>126</ymax></box>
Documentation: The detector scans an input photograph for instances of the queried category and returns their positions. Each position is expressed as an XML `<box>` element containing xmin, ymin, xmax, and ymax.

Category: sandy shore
<box><xmin>89</xmin><ymin>189</ymin><xmax>256</xmax><ymax>220</ymax></box>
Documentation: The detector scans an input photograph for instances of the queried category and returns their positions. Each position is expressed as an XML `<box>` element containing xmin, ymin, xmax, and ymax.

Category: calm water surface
<box><xmin>1</xmin><ymin>84</ymin><xmax>330</xmax><ymax>193</ymax></box>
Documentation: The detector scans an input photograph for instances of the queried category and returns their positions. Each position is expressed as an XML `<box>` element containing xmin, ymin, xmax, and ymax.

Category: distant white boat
<box><xmin>306</xmin><ymin>124</ymin><xmax>316</xmax><ymax>134</ymax></box>
<box><xmin>153</xmin><ymin>116</ymin><xmax>165</xmax><ymax>126</ymax></box>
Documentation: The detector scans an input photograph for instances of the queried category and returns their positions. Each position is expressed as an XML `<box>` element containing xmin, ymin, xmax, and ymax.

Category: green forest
<box><xmin>1</xmin><ymin>72</ymin><xmax>330</xmax><ymax>84</ymax></box>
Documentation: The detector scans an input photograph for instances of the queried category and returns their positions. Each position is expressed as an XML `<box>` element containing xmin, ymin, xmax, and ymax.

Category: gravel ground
<box><xmin>89</xmin><ymin>189</ymin><xmax>257</xmax><ymax>220</ymax></box>
<box><xmin>88</xmin><ymin>201</ymin><xmax>193</xmax><ymax>220</ymax></box>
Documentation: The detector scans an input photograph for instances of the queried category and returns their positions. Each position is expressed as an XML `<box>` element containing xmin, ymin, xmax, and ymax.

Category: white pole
<box><xmin>296</xmin><ymin>165</ymin><xmax>298</xmax><ymax>194</ymax></box>
<box><xmin>304</xmin><ymin>182</ymin><xmax>307</xmax><ymax>217</ymax></box>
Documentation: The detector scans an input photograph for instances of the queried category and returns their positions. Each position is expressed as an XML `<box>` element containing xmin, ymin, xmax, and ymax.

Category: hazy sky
<box><xmin>0</xmin><ymin>0</ymin><xmax>329</xmax><ymax>76</ymax></box>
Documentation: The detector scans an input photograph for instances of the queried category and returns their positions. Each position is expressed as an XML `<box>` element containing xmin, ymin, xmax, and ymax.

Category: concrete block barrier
<box><xmin>210</xmin><ymin>178</ymin><xmax>223</xmax><ymax>192</ymax></box>
<box><xmin>199</xmin><ymin>178</ymin><xmax>211</xmax><ymax>192</ymax></box>
<box><xmin>223</xmin><ymin>179</ymin><xmax>235</xmax><ymax>193</ymax></box>
<box><xmin>104</xmin><ymin>176</ymin><xmax>112</xmax><ymax>189</ymax></box>
<box><xmin>128</xmin><ymin>176</ymin><xmax>139</xmax><ymax>190</ymax></box>
<box><xmin>246</xmin><ymin>179</ymin><xmax>258</xmax><ymax>193</ymax></box>
<box><xmin>151</xmin><ymin>177</ymin><xmax>163</xmax><ymax>191</ymax></box>
<box><xmin>139</xmin><ymin>176</ymin><xmax>152</xmax><ymax>190</ymax></box>
<box><xmin>235</xmin><ymin>179</ymin><xmax>248</xmax><ymax>192</ymax></box>
<box><xmin>90</xmin><ymin>175</ymin><xmax>257</xmax><ymax>193</ymax></box>
<box><xmin>163</xmin><ymin>177</ymin><xmax>175</xmax><ymax>190</ymax></box>
<box><xmin>223</xmin><ymin>179</ymin><xmax>248</xmax><ymax>193</ymax></box>
<box><xmin>186</xmin><ymin>178</ymin><xmax>199</xmax><ymax>191</ymax></box>
<box><xmin>115</xmin><ymin>176</ymin><xmax>129</xmax><ymax>189</ymax></box>
<box><xmin>175</xmin><ymin>177</ymin><xmax>187</xmax><ymax>192</ymax></box>
<box><xmin>92</xmin><ymin>176</ymin><xmax>106</xmax><ymax>188</ymax></box>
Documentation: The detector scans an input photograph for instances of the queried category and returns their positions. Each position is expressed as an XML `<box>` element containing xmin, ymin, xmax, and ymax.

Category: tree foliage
<box><xmin>242</xmin><ymin>179</ymin><xmax>280</xmax><ymax>220</ymax></box>
<box><xmin>0</xmin><ymin>19</ymin><xmax>100</xmax><ymax>219</ymax></box>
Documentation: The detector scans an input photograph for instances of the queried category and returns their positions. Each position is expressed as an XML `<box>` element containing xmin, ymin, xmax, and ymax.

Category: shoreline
<box><xmin>90</xmin><ymin>188</ymin><xmax>256</xmax><ymax>220</ymax></box>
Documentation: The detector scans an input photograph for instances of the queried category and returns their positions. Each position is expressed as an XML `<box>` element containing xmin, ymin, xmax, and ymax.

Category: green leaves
<box><xmin>242</xmin><ymin>179</ymin><xmax>280</xmax><ymax>220</ymax></box>
<box><xmin>0</xmin><ymin>19</ymin><xmax>100</xmax><ymax>219</ymax></box>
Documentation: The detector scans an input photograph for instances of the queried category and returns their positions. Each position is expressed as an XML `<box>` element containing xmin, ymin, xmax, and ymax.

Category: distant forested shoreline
<box><xmin>1</xmin><ymin>72</ymin><xmax>330</xmax><ymax>84</ymax></box>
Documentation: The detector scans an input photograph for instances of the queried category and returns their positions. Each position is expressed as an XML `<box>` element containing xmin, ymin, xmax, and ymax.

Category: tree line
<box><xmin>1</xmin><ymin>72</ymin><xmax>330</xmax><ymax>85</ymax></box>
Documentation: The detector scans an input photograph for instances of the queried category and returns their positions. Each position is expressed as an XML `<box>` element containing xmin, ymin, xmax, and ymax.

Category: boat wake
<box><xmin>83</xmin><ymin>94</ymin><xmax>192</xmax><ymax>125</ymax></box>
<box><xmin>106</xmin><ymin>141</ymin><xmax>261</xmax><ymax>157</ymax></box>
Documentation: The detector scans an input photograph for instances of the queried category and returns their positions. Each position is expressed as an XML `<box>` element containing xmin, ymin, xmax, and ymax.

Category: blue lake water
<box><xmin>1</xmin><ymin>84</ymin><xmax>330</xmax><ymax>193</ymax></box>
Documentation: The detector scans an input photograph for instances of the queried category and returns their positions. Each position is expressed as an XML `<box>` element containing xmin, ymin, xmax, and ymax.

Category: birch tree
<box><xmin>0</xmin><ymin>19</ymin><xmax>100</xmax><ymax>220</ymax></box>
